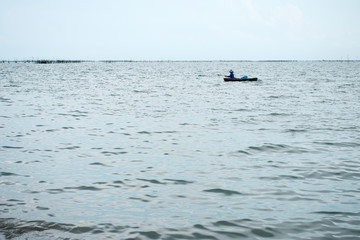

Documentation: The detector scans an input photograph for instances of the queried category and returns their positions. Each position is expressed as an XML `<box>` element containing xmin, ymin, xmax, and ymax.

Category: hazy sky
<box><xmin>1</xmin><ymin>0</ymin><xmax>359</xmax><ymax>60</ymax></box>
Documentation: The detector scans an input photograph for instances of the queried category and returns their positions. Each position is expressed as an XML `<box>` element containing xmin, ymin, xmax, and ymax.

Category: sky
<box><xmin>0</xmin><ymin>0</ymin><xmax>359</xmax><ymax>61</ymax></box>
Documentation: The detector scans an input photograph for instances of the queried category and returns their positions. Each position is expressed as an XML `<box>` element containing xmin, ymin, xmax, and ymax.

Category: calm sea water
<box><xmin>1</xmin><ymin>61</ymin><xmax>359</xmax><ymax>240</ymax></box>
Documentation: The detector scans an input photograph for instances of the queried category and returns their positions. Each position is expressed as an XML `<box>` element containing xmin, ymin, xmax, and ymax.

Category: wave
<box><xmin>2</xmin><ymin>216</ymin><xmax>359</xmax><ymax>240</ymax></box>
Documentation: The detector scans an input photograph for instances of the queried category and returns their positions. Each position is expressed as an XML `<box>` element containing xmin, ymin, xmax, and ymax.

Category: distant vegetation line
<box><xmin>0</xmin><ymin>59</ymin><xmax>359</xmax><ymax>64</ymax></box>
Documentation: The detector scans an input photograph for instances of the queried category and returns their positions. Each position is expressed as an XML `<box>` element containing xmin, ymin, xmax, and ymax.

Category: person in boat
<box><xmin>227</xmin><ymin>70</ymin><xmax>235</xmax><ymax>79</ymax></box>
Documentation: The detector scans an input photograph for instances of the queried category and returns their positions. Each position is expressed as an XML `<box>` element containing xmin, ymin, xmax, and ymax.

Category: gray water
<box><xmin>0</xmin><ymin>61</ymin><xmax>359</xmax><ymax>240</ymax></box>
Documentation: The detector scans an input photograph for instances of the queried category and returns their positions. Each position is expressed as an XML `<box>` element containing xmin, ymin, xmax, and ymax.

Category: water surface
<box><xmin>1</xmin><ymin>61</ymin><xmax>360</xmax><ymax>239</ymax></box>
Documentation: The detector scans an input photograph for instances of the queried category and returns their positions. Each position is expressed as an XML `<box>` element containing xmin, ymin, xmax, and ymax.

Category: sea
<box><xmin>0</xmin><ymin>61</ymin><xmax>359</xmax><ymax>240</ymax></box>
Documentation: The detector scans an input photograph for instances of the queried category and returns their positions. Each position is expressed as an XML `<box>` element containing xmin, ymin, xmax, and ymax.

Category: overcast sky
<box><xmin>1</xmin><ymin>0</ymin><xmax>359</xmax><ymax>60</ymax></box>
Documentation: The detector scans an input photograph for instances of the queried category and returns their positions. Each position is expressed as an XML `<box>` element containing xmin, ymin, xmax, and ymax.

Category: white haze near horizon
<box><xmin>0</xmin><ymin>0</ymin><xmax>359</xmax><ymax>61</ymax></box>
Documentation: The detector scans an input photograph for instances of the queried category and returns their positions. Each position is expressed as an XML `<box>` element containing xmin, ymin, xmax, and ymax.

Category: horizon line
<box><xmin>1</xmin><ymin>59</ymin><xmax>360</xmax><ymax>63</ymax></box>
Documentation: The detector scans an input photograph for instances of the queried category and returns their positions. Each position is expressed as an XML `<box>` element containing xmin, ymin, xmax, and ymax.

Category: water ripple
<box><xmin>203</xmin><ymin>188</ymin><xmax>243</xmax><ymax>196</ymax></box>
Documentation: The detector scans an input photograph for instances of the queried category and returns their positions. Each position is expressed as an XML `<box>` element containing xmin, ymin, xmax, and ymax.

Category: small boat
<box><xmin>224</xmin><ymin>77</ymin><xmax>258</xmax><ymax>82</ymax></box>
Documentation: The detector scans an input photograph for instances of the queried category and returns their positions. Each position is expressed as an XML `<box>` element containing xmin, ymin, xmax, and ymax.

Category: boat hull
<box><xmin>224</xmin><ymin>77</ymin><xmax>258</xmax><ymax>82</ymax></box>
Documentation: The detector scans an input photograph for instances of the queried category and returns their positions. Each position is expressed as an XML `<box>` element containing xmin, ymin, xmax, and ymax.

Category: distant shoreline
<box><xmin>1</xmin><ymin>59</ymin><xmax>359</xmax><ymax>64</ymax></box>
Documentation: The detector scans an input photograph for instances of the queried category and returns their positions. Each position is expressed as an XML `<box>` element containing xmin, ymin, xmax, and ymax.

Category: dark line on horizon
<box><xmin>1</xmin><ymin>59</ymin><xmax>359</xmax><ymax>64</ymax></box>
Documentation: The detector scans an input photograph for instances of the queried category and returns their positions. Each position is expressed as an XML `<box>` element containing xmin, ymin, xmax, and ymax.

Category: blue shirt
<box><xmin>228</xmin><ymin>73</ymin><xmax>234</xmax><ymax>79</ymax></box>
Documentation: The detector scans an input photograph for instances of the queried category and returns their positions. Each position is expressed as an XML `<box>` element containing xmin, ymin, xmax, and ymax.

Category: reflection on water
<box><xmin>1</xmin><ymin>61</ymin><xmax>360</xmax><ymax>239</ymax></box>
